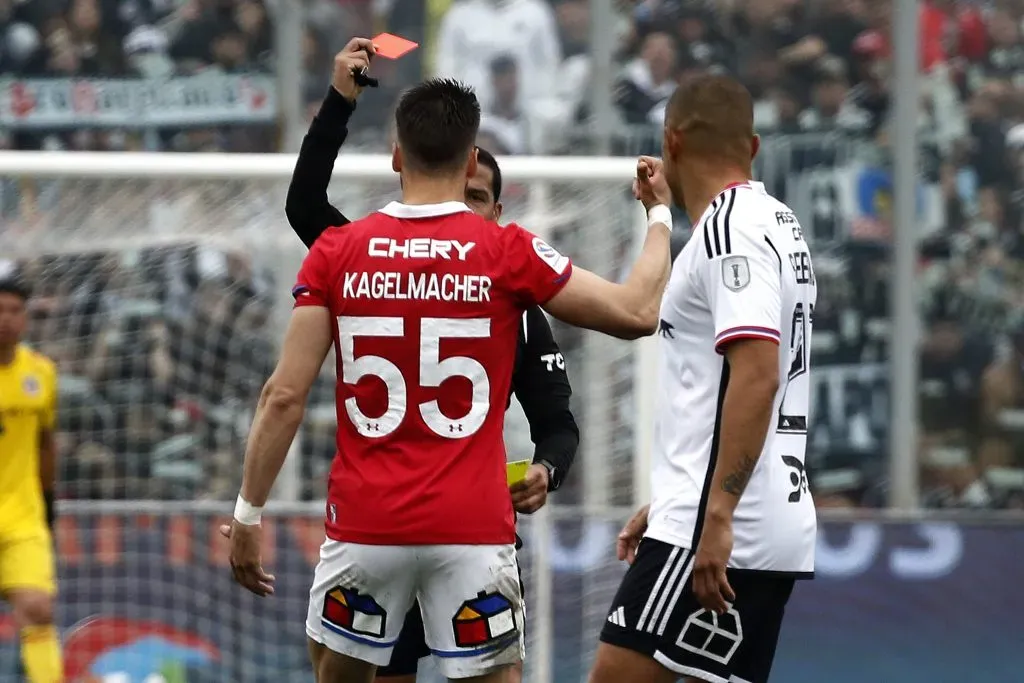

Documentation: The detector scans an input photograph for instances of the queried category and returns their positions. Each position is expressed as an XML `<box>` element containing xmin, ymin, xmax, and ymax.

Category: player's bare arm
<box><xmin>223</xmin><ymin>304</ymin><xmax>334</xmax><ymax>597</ymax></box>
<box><xmin>691</xmin><ymin>338</ymin><xmax>780</xmax><ymax>614</ymax></box>
<box><xmin>714</xmin><ymin>339</ymin><xmax>780</xmax><ymax>500</ymax></box>
<box><xmin>542</xmin><ymin>157</ymin><xmax>673</xmax><ymax>339</ymax></box>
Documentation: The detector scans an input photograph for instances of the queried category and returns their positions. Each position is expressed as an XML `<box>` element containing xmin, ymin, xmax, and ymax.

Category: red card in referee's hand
<box><xmin>372</xmin><ymin>33</ymin><xmax>419</xmax><ymax>60</ymax></box>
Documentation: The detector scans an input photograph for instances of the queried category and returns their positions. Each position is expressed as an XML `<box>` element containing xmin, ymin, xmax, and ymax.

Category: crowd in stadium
<box><xmin>3</xmin><ymin>0</ymin><xmax>1024</xmax><ymax>509</ymax></box>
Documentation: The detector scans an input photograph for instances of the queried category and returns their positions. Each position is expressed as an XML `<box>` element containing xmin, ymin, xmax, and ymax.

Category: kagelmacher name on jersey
<box><xmin>341</xmin><ymin>271</ymin><xmax>492</xmax><ymax>303</ymax></box>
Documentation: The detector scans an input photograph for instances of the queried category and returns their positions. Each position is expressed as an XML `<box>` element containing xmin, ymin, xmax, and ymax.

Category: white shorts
<box><xmin>306</xmin><ymin>540</ymin><xmax>524</xmax><ymax>679</ymax></box>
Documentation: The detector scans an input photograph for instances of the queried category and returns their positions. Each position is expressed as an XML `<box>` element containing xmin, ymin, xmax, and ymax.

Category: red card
<box><xmin>372</xmin><ymin>33</ymin><xmax>419</xmax><ymax>60</ymax></box>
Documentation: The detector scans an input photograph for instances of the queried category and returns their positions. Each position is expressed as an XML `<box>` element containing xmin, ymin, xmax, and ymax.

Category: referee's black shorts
<box><xmin>600</xmin><ymin>538</ymin><xmax>795</xmax><ymax>683</ymax></box>
<box><xmin>377</xmin><ymin>543</ymin><xmax>526</xmax><ymax>677</ymax></box>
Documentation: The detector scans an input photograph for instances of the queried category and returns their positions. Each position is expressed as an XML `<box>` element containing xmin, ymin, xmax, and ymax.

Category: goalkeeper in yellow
<box><xmin>0</xmin><ymin>278</ymin><xmax>63</xmax><ymax>682</ymax></box>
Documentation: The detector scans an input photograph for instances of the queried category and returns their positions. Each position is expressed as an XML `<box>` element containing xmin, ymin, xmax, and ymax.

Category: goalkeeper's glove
<box><xmin>43</xmin><ymin>491</ymin><xmax>55</xmax><ymax>529</ymax></box>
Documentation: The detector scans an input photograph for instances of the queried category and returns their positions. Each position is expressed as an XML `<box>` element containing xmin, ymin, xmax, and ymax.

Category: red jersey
<box><xmin>293</xmin><ymin>201</ymin><xmax>572</xmax><ymax>545</ymax></box>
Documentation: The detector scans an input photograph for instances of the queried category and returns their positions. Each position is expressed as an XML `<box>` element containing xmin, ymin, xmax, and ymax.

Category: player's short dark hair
<box><xmin>395</xmin><ymin>78</ymin><xmax>481</xmax><ymax>173</ymax></box>
<box><xmin>666</xmin><ymin>73</ymin><xmax>754</xmax><ymax>167</ymax></box>
<box><xmin>475</xmin><ymin>147</ymin><xmax>502</xmax><ymax>202</ymax></box>
<box><xmin>0</xmin><ymin>278</ymin><xmax>29</xmax><ymax>302</ymax></box>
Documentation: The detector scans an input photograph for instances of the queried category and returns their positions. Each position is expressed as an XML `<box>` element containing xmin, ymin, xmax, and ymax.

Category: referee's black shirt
<box><xmin>284</xmin><ymin>87</ymin><xmax>580</xmax><ymax>501</ymax></box>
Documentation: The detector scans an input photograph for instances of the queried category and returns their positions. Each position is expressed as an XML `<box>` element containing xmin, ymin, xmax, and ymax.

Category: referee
<box><xmin>284</xmin><ymin>38</ymin><xmax>580</xmax><ymax>683</ymax></box>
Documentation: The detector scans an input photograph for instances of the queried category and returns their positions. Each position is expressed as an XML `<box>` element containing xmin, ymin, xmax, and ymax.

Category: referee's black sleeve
<box><xmin>285</xmin><ymin>86</ymin><xmax>354</xmax><ymax>247</ymax></box>
<box><xmin>512</xmin><ymin>306</ymin><xmax>579</xmax><ymax>491</ymax></box>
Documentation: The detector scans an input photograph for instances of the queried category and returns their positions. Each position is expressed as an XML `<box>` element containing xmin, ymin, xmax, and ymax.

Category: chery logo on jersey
<box><xmin>368</xmin><ymin>237</ymin><xmax>475</xmax><ymax>261</ymax></box>
<box><xmin>62</xmin><ymin>615</ymin><xmax>220</xmax><ymax>683</ymax></box>
<box><xmin>322</xmin><ymin>586</ymin><xmax>387</xmax><ymax>638</ymax></box>
<box><xmin>532</xmin><ymin>237</ymin><xmax>569</xmax><ymax>274</ymax></box>
<box><xmin>452</xmin><ymin>591</ymin><xmax>517</xmax><ymax>648</ymax></box>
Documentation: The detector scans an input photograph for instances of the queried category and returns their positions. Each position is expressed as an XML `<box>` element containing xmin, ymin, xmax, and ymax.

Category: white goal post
<box><xmin>0</xmin><ymin>151</ymin><xmax>657</xmax><ymax>683</ymax></box>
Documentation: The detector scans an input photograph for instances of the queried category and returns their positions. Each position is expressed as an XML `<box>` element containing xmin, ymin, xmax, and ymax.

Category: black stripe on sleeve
<box><xmin>764</xmin><ymin>235</ymin><xmax>783</xmax><ymax>272</ymax></box>
<box><xmin>691</xmin><ymin>360</ymin><xmax>730</xmax><ymax>550</ymax></box>
<box><xmin>702</xmin><ymin>213</ymin><xmax>715</xmax><ymax>259</ymax></box>
<box><xmin>711</xmin><ymin>202</ymin><xmax>723</xmax><ymax>256</ymax></box>
<box><xmin>702</xmin><ymin>197</ymin><xmax>724</xmax><ymax>258</ymax></box>
<box><xmin>720</xmin><ymin>189</ymin><xmax>736</xmax><ymax>254</ymax></box>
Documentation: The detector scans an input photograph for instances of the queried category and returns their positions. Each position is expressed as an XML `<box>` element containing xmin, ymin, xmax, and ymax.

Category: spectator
<box><xmin>480</xmin><ymin>54</ymin><xmax>529</xmax><ymax>154</ymax></box>
<box><xmin>209</xmin><ymin>22</ymin><xmax>249</xmax><ymax>72</ymax></box>
<box><xmin>122</xmin><ymin>24</ymin><xmax>173</xmax><ymax>77</ymax></box>
<box><xmin>614</xmin><ymin>31</ymin><xmax>677</xmax><ymax>126</ymax></box>
<box><xmin>799</xmin><ymin>57</ymin><xmax>871</xmax><ymax>132</ymax></box>
<box><xmin>671</xmin><ymin>5</ymin><xmax>731</xmax><ymax>74</ymax></box>
<box><xmin>434</xmin><ymin>0</ymin><xmax>562</xmax><ymax>113</ymax></box>
<box><xmin>67</xmin><ymin>0</ymin><xmax>126</xmax><ymax>75</ymax></box>
<box><xmin>980</xmin><ymin>319</ymin><xmax>1024</xmax><ymax>461</ymax></box>
<box><xmin>554</xmin><ymin>0</ymin><xmax>588</xmax><ymax>58</ymax></box>
<box><xmin>968</xmin><ymin>85</ymin><xmax>1012</xmax><ymax>189</ymax></box>
<box><xmin>168</xmin><ymin>0</ymin><xmax>268</xmax><ymax>73</ymax></box>
<box><xmin>774</xmin><ymin>0</ymin><xmax>868</xmax><ymax>81</ymax></box>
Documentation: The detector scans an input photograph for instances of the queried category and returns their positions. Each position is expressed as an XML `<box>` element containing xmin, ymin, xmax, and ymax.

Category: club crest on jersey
<box><xmin>22</xmin><ymin>376</ymin><xmax>40</xmax><ymax>396</ymax></box>
<box><xmin>452</xmin><ymin>591</ymin><xmax>517</xmax><ymax>648</ymax></box>
<box><xmin>532</xmin><ymin>237</ymin><xmax>569</xmax><ymax>274</ymax></box>
<box><xmin>322</xmin><ymin>586</ymin><xmax>387</xmax><ymax>638</ymax></box>
<box><xmin>721</xmin><ymin>255</ymin><xmax>750</xmax><ymax>292</ymax></box>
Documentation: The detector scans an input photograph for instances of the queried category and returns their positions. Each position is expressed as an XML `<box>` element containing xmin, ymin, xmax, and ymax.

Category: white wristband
<box><xmin>233</xmin><ymin>495</ymin><xmax>263</xmax><ymax>526</ymax></box>
<box><xmin>647</xmin><ymin>204</ymin><xmax>673</xmax><ymax>232</ymax></box>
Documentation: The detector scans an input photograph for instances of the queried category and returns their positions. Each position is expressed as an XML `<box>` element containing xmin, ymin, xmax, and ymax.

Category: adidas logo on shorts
<box><xmin>606</xmin><ymin>606</ymin><xmax>626</xmax><ymax>628</ymax></box>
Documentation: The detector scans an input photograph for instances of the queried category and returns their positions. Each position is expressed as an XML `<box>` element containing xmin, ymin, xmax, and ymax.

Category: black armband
<box><xmin>43</xmin><ymin>491</ymin><xmax>55</xmax><ymax>529</ymax></box>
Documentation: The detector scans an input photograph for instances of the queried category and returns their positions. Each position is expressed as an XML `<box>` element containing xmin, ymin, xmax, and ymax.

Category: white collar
<box><xmin>378</xmin><ymin>201</ymin><xmax>472</xmax><ymax>219</ymax></box>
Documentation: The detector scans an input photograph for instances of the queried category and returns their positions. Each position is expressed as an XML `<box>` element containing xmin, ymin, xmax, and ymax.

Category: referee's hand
<box><xmin>692</xmin><ymin>516</ymin><xmax>736</xmax><ymax>615</ymax></box>
<box><xmin>511</xmin><ymin>464</ymin><xmax>549</xmax><ymax>514</ymax></box>
<box><xmin>332</xmin><ymin>37</ymin><xmax>377</xmax><ymax>102</ymax></box>
<box><xmin>220</xmin><ymin>521</ymin><xmax>276</xmax><ymax>597</ymax></box>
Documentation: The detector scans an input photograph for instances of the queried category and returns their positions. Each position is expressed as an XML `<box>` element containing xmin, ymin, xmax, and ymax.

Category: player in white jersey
<box><xmin>592</xmin><ymin>74</ymin><xmax>817</xmax><ymax>683</ymax></box>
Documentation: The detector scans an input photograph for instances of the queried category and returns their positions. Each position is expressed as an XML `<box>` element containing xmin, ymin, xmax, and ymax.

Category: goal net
<box><xmin>0</xmin><ymin>152</ymin><xmax>650</xmax><ymax>683</ymax></box>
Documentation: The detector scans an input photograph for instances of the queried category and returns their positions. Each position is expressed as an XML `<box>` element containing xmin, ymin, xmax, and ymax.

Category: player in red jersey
<box><xmin>224</xmin><ymin>75</ymin><xmax>673</xmax><ymax>683</ymax></box>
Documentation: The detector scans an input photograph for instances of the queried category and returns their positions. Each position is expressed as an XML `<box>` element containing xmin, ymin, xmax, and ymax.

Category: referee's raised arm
<box><xmin>509</xmin><ymin>306</ymin><xmax>580</xmax><ymax>513</ymax></box>
<box><xmin>285</xmin><ymin>38</ymin><xmax>377</xmax><ymax>246</ymax></box>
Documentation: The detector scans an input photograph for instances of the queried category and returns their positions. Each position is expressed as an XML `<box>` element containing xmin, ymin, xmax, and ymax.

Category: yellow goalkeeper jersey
<box><xmin>0</xmin><ymin>345</ymin><xmax>57</xmax><ymax>532</ymax></box>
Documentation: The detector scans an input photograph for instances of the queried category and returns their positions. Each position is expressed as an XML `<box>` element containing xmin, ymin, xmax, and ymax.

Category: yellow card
<box><xmin>506</xmin><ymin>460</ymin><xmax>531</xmax><ymax>486</ymax></box>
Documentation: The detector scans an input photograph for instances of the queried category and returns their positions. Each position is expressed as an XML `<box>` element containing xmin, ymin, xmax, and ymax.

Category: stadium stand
<box><xmin>3</xmin><ymin>0</ymin><xmax>1024</xmax><ymax>510</ymax></box>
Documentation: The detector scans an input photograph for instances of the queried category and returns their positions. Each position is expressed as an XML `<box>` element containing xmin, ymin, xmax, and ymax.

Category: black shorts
<box><xmin>600</xmin><ymin>538</ymin><xmax>796</xmax><ymax>683</ymax></box>
<box><xmin>377</xmin><ymin>545</ymin><xmax>525</xmax><ymax>678</ymax></box>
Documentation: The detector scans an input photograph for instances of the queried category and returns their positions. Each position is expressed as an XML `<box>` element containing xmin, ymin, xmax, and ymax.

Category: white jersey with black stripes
<box><xmin>645</xmin><ymin>181</ymin><xmax>817</xmax><ymax>575</ymax></box>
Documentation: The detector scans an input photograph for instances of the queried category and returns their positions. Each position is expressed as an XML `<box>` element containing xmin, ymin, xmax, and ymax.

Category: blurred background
<box><xmin>1</xmin><ymin>0</ymin><xmax>1024</xmax><ymax>681</ymax></box>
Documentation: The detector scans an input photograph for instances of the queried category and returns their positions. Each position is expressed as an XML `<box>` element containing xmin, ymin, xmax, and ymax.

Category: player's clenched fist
<box><xmin>332</xmin><ymin>37</ymin><xmax>377</xmax><ymax>101</ymax></box>
<box><xmin>632</xmin><ymin>156</ymin><xmax>672</xmax><ymax>211</ymax></box>
<box><xmin>220</xmin><ymin>521</ymin><xmax>276</xmax><ymax>597</ymax></box>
